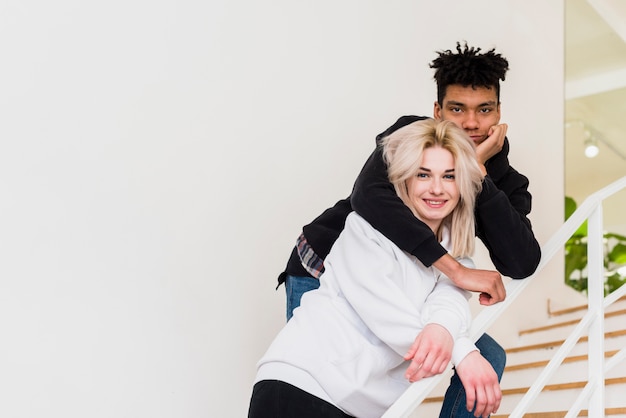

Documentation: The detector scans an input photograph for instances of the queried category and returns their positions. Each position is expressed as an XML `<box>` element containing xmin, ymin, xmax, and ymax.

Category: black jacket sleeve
<box><xmin>351</xmin><ymin>115</ymin><xmax>541</xmax><ymax>278</ymax></box>
<box><xmin>351</xmin><ymin>146</ymin><xmax>448</xmax><ymax>267</ymax></box>
<box><xmin>475</xmin><ymin>140</ymin><xmax>541</xmax><ymax>279</ymax></box>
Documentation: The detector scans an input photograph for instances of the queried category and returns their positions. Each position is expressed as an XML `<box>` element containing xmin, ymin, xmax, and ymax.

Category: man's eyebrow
<box><xmin>445</xmin><ymin>100</ymin><xmax>497</xmax><ymax>107</ymax></box>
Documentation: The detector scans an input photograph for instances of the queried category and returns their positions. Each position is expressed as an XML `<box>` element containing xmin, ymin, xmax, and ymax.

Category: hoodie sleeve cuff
<box><xmin>451</xmin><ymin>337</ymin><xmax>478</xmax><ymax>366</ymax></box>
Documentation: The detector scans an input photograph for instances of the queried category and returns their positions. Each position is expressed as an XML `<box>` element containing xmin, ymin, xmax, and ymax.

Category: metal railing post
<box><xmin>586</xmin><ymin>204</ymin><xmax>605</xmax><ymax>416</ymax></box>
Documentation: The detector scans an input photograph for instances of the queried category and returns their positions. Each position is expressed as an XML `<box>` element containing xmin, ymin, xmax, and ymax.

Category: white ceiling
<box><xmin>565</xmin><ymin>0</ymin><xmax>626</xmax><ymax>209</ymax></box>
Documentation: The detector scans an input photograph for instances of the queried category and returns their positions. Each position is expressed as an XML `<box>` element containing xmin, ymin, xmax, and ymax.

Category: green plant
<box><xmin>564</xmin><ymin>196</ymin><xmax>626</xmax><ymax>295</ymax></box>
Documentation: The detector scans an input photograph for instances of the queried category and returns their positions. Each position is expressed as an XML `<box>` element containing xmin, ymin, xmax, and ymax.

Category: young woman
<box><xmin>248</xmin><ymin>119</ymin><xmax>502</xmax><ymax>418</ymax></box>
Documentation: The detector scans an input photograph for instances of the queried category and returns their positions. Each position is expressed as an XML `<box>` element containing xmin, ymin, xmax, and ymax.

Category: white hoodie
<box><xmin>256</xmin><ymin>212</ymin><xmax>476</xmax><ymax>418</ymax></box>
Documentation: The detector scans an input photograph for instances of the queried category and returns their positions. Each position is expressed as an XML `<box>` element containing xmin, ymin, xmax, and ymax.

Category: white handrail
<box><xmin>586</xmin><ymin>198</ymin><xmax>605</xmax><ymax>416</ymax></box>
<box><xmin>384</xmin><ymin>175</ymin><xmax>626</xmax><ymax>417</ymax></box>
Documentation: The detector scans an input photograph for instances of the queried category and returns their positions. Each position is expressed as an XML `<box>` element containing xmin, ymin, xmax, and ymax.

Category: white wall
<box><xmin>0</xmin><ymin>1</ymin><xmax>563</xmax><ymax>417</ymax></box>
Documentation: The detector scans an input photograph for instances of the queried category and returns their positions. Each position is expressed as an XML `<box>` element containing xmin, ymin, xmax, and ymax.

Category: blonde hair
<box><xmin>381</xmin><ymin>119</ymin><xmax>483</xmax><ymax>257</ymax></box>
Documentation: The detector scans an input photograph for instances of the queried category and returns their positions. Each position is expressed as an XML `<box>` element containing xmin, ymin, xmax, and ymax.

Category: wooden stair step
<box><xmin>500</xmin><ymin>376</ymin><xmax>626</xmax><ymax>396</ymax></box>
<box><xmin>520</xmin><ymin>309</ymin><xmax>626</xmax><ymax>336</ymax></box>
<box><xmin>491</xmin><ymin>406</ymin><xmax>626</xmax><ymax>417</ymax></box>
<box><xmin>506</xmin><ymin>329</ymin><xmax>626</xmax><ymax>353</ymax></box>
<box><xmin>422</xmin><ymin>377</ymin><xmax>626</xmax><ymax>404</ymax></box>
<box><xmin>505</xmin><ymin>350</ymin><xmax>619</xmax><ymax>372</ymax></box>
<box><xmin>548</xmin><ymin>295</ymin><xmax>626</xmax><ymax>317</ymax></box>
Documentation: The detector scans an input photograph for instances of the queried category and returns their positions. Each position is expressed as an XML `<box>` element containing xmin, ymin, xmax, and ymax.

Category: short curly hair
<box><xmin>430</xmin><ymin>41</ymin><xmax>509</xmax><ymax>105</ymax></box>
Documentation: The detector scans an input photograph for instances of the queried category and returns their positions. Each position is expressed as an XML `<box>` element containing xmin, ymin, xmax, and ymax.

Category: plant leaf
<box><xmin>565</xmin><ymin>196</ymin><xmax>577</xmax><ymax>219</ymax></box>
<box><xmin>565</xmin><ymin>242</ymin><xmax>587</xmax><ymax>279</ymax></box>
<box><xmin>606</xmin><ymin>273</ymin><xmax>626</xmax><ymax>294</ymax></box>
<box><xmin>608</xmin><ymin>243</ymin><xmax>626</xmax><ymax>264</ymax></box>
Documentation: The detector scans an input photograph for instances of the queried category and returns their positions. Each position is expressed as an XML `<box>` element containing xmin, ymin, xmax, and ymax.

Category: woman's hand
<box><xmin>403</xmin><ymin>324</ymin><xmax>453</xmax><ymax>382</ymax></box>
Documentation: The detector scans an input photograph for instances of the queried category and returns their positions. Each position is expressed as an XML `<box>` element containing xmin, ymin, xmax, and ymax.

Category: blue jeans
<box><xmin>285</xmin><ymin>275</ymin><xmax>506</xmax><ymax>417</ymax></box>
<box><xmin>285</xmin><ymin>275</ymin><xmax>321</xmax><ymax>321</ymax></box>
<box><xmin>438</xmin><ymin>333</ymin><xmax>505</xmax><ymax>418</ymax></box>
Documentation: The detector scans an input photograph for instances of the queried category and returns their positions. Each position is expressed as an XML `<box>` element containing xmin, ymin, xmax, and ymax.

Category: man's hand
<box><xmin>403</xmin><ymin>324</ymin><xmax>453</xmax><ymax>382</ymax></box>
<box><xmin>433</xmin><ymin>254</ymin><xmax>506</xmax><ymax>305</ymax></box>
<box><xmin>455</xmin><ymin>351</ymin><xmax>502</xmax><ymax>417</ymax></box>
<box><xmin>475</xmin><ymin>124</ymin><xmax>507</xmax><ymax>166</ymax></box>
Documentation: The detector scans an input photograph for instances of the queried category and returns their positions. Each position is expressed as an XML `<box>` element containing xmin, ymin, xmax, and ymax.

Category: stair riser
<box><xmin>506</xmin><ymin>334</ymin><xmax>626</xmax><ymax>365</ymax></box>
<box><xmin>498</xmin><ymin>383</ymin><xmax>626</xmax><ymax>414</ymax></box>
<box><xmin>516</xmin><ymin>314</ymin><xmax>626</xmax><ymax>346</ymax></box>
<box><xmin>410</xmin><ymin>384</ymin><xmax>626</xmax><ymax>417</ymax></box>
<box><xmin>501</xmin><ymin>358</ymin><xmax>626</xmax><ymax>389</ymax></box>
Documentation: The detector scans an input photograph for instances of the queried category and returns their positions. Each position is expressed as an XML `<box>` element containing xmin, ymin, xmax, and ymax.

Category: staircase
<box><xmin>410</xmin><ymin>296</ymin><xmax>626</xmax><ymax>417</ymax></box>
<box><xmin>381</xmin><ymin>176</ymin><xmax>626</xmax><ymax>417</ymax></box>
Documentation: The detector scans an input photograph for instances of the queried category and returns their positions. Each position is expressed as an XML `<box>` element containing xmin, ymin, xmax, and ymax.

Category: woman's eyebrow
<box><xmin>418</xmin><ymin>167</ymin><xmax>455</xmax><ymax>172</ymax></box>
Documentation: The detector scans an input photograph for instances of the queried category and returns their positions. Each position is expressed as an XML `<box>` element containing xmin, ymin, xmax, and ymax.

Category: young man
<box><xmin>277</xmin><ymin>42</ymin><xmax>541</xmax><ymax>417</ymax></box>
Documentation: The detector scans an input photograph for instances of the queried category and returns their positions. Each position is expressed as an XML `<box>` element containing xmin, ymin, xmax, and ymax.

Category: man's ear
<box><xmin>433</xmin><ymin>101</ymin><xmax>442</xmax><ymax>120</ymax></box>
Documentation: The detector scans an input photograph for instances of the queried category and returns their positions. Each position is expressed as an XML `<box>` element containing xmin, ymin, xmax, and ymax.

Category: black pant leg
<box><xmin>248</xmin><ymin>380</ymin><xmax>354</xmax><ymax>418</ymax></box>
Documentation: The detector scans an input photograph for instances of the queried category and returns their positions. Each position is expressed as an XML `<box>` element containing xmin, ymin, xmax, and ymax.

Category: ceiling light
<box><xmin>566</xmin><ymin>119</ymin><xmax>626</xmax><ymax>160</ymax></box>
<box><xmin>584</xmin><ymin>137</ymin><xmax>599</xmax><ymax>158</ymax></box>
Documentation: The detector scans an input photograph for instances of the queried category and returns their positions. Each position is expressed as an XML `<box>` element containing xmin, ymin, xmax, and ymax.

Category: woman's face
<box><xmin>406</xmin><ymin>146</ymin><xmax>460</xmax><ymax>232</ymax></box>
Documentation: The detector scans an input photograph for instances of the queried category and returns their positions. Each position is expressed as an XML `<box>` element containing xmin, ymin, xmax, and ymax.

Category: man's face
<box><xmin>433</xmin><ymin>84</ymin><xmax>501</xmax><ymax>146</ymax></box>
